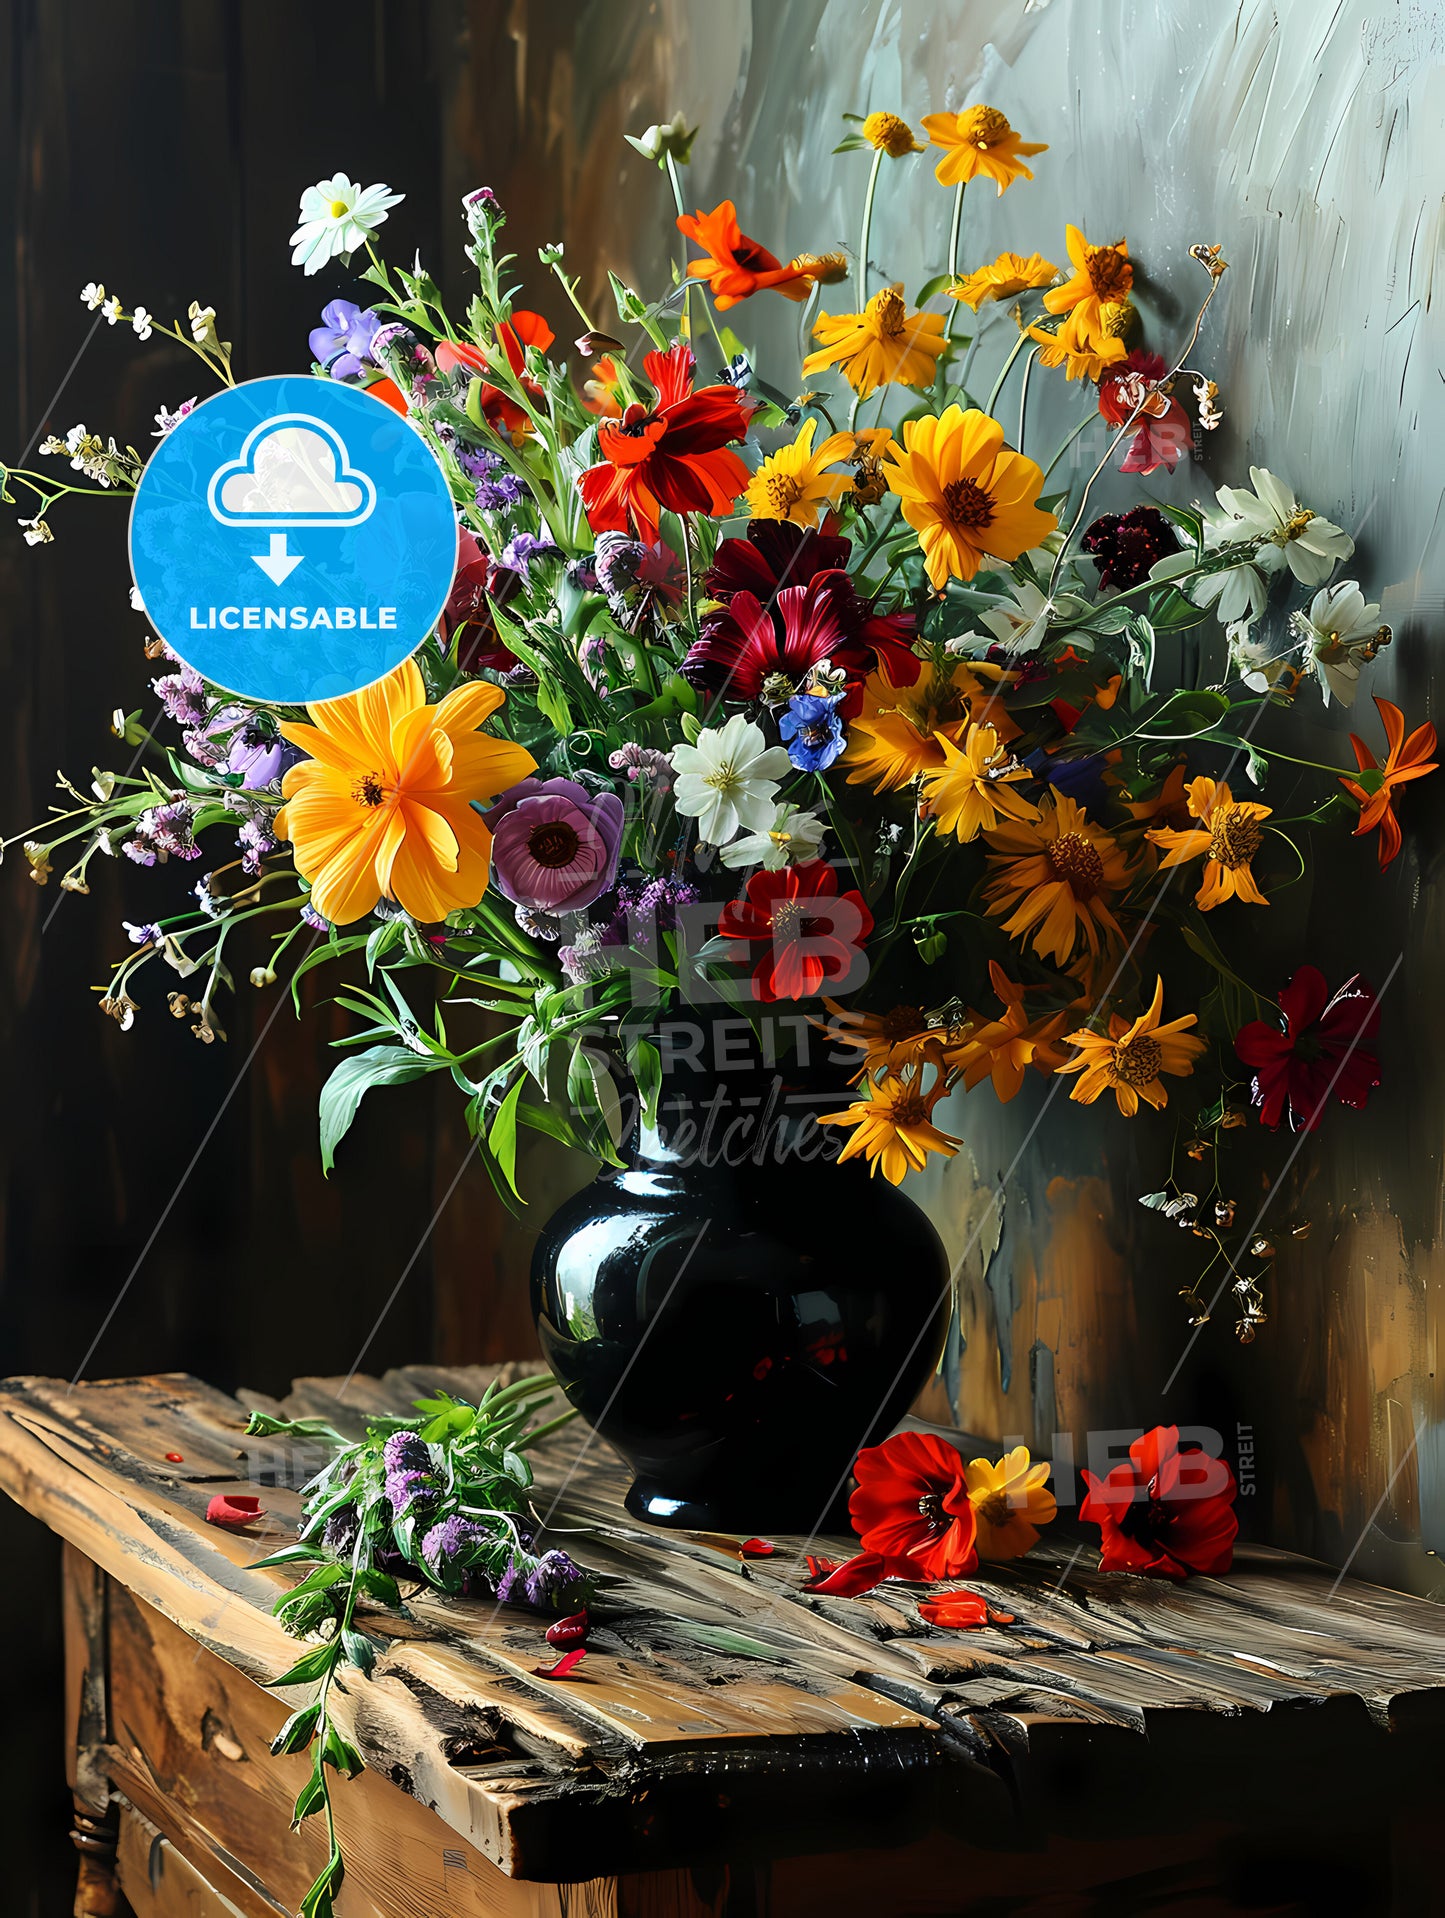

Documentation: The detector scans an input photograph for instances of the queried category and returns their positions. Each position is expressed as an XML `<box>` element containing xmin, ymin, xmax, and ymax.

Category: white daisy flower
<box><xmin>131</xmin><ymin>305</ymin><xmax>153</xmax><ymax>341</ymax></box>
<box><xmin>289</xmin><ymin>174</ymin><xmax>404</xmax><ymax>276</ymax></box>
<box><xmin>1289</xmin><ymin>580</ymin><xmax>1391</xmax><ymax>708</ymax></box>
<box><xmin>80</xmin><ymin>281</ymin><xmax>106</xmax><ymax>310</ymax></box>
<box><xmin>1212</xmin><ymin>466</ymin><xmax>1353</xmax><ymax>586</ymax></box>
<box><xmin>718</xmin><ymin>804</ymin><xmax>827</xmax><ymax>871</ymax></box>
<box><xmin>671</xmin><ymin>714</ymin><xmax>792</xmax><ymax>848</ymax></box>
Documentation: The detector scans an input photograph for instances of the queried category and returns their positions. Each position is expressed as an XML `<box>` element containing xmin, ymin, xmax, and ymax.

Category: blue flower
<box><xmin>309</xmin><ymin>300</ymin><xmax>382</xmax><ymax>380</ymax></box>
<box><xmin>780</xmin><ymin>693</ymin><xmax>845</xmax><ymax>772</ymax></box>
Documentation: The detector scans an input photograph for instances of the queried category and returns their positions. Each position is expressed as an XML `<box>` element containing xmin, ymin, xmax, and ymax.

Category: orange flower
<box><xmin>803</xmin><ymin>285</ymin><xmax>947</xmax><ymax>398</ymax></box>
<box><xmin>581</xmin><ymin>354</ymin><xmax>625</xmax><ymax>418</ymax></box>
<box><xmin>921</xmin><ymin>105</ymin><xmax>1047</xmax><ymax>195</ymax></box>
<box><xmin>1027</xmin><ymin>306</ymin><xmax>1128</xmax><ymax>382</ymax></box>
<box><xmin>843</xmin><ymin>659</ymin><xmax>1017</xmax><ymax>793</ymax></box>
<box><xmin>276</xmin><ymin>661</ymin><xmax>536</xmax><ymax>926</ymax></box>
<box><xmin>814</xmin><ymin>1054</ymin><xmax>960</xmax><ymax>1184</ymax></box>
<box><xmin>983</xmin><ymin>793</ymin><xmax>1133</xmax><ymax>967</ymax></box>
<box><xmin>676</xmin><ymin>200</ymin><xmax>812</xmax><ymax>309</ymax></box>
<box><xmin>1057</xmin><ymin>977</ymin><xmax>1206</xmax><ymax>1117</ymax></box>
<box><xmin>950</xmin><ymin>250</ymin><xmax>1058</xmax><ymax>311</ymax></box>
<box><xmin>818</xmin><ymin>998</ymin><xmax>939</xmax><ymax>1078</ymax></box>
<box><xmin>946</xmin><ymin>962</ymin><xmax>1072</xmax><ymax>1101</ymax></box>
<box><xmin>1043</xmin><ymin>225</ymin><xmax>1134</xmax><ymax>344</ymax></box>
<box><xmin>436</xmin><ymin>310</ymin><xmax>555</xmax><ymax>444</ymax></box>
<box><xmin>1147</xmin><ymin>776</ymin><xmax>1272</xmax><ymax>910</ymax></box>
<box><xmin>1339</xmin><ymin>695</ymin><xmax>1438</xmax><ymax>869</ymax></box>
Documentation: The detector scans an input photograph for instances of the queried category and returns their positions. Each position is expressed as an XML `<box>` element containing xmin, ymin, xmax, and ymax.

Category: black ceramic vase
<box><xmin>530</xmin><ymin>1018</ymin><xmax>951</xmax><ymax>1531</ymax></box>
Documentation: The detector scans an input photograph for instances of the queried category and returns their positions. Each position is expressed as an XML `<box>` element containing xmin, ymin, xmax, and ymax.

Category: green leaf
<box><xmin>626</xmin><ymin>1035</ymin><xmax>663</xmax><ymax>1130</ymax></box>
<box><xmin>487</xmin><ymin>1077</ymin><xmax>526</xmax><ymax>1197</ymax></box>
<box><xmin>271</xmin><ymin>1702</ymin><xmax>322</xmax><ymax>1756</ymax></box>
<box><xmin>914</xmin><ymin>272</ymin><xmax>955</xmax><ymax>304</ymax></box>
<box><xmin>299</xmin><ymin>1842</ymin><xmax>345</xmax><ymax>1918</ymax></box>
<box><xmin>266</xmin><ymin>1642</ymin><xmax>340</xmax><ymax>1690</ymax></box>
<box><xmin>321</xmin><ymin>1721</ymin><xmax>366</xmax><ymax>1779</ymax></box>
<box><xmin>319</xmin><ymin>1045</ymin><xmax>446</xmax><ymax>1174</ymax></box>
<box><xmin>292</xmin><ymin>1768</ymin><xmax>330</xmax><ymax>1826</ymax></box>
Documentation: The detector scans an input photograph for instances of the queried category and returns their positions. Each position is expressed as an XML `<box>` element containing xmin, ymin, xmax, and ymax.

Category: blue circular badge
<box><xmin>129</xmin><ymin>375</ymin><xmax>458</xmax><ymax>705</ymax></box>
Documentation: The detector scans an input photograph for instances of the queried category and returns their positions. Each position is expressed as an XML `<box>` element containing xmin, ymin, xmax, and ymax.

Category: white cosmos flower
<box><xmin>1212</xmin><ymin>466</ymin><xmax>1353</xmax><ymax>586</ymax></box>
<box><xmin>80</xmin><ymin>281</ymin><xmax>105</xmax><ymax>310</ymax></box>
<box><xmin>718</xmin><ymin>803</ymin><xmax>827</xmax><ymax>871</ymax></box>
<box><xmin>671</xmin><ymin>714</ymin><xmax>792</xmax><ymax>848</ymax></box>
<box><xmin>1289</xmin><ymin>579</ymin><xmax>1390</xmax><ymax>708</ymax></box>
<box><xmin>101</xmin><ymin>296</ymin><xmax>122</xmax><ymax>326</ymax></box>
<box><xmin>290</xmin><ymin>174</ymin><xmax>404</xmax><ymax>276</ymax></box>
<box><xmin>131</xmin><ymin>305</ymin><xmax>153</xmax><ymax>341</ymax></box>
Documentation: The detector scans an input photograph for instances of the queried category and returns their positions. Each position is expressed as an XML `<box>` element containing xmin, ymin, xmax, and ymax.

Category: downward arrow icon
<box><xmin>251</xmin><ymin>532</ymin><xmax>303</xmax><ymax>585</ymax></box>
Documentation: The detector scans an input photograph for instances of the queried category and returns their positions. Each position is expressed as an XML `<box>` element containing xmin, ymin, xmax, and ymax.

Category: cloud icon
<box><xmin>207</xmin><ymin>414</ymin><xmax>377</xmax><ymax>527</ymax></box>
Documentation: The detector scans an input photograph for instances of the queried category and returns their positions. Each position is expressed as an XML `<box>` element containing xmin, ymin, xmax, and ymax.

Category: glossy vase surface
<box><xmin>530</xmin><ymin>1021</ymin><xmax>951</xmax><ymax>1531</ymax></box>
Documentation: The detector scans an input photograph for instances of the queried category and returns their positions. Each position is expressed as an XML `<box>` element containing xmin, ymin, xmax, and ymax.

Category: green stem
<box><xmin>984</xmin><ymin>328</ymin><xmax>1030</xmax><ymax>418</ymax></box>
<box><xmin>942</xmin><ymin>182</ymin><xmax>966</xmax><ymax>343</ymax></box>
<box><xmin>1017</xmin><ymin>347</ymin><xmax>1038</xmax><ymax>452</ymax></box>
<box><xmin>663</xmin><ymin>154</ymin><xmax>698</xmax><ymax>349</ymax></box>
<box><xmin>855</xmin><ymin>149</ymin><xmax>884</xmax><ymax>312</ymax></box>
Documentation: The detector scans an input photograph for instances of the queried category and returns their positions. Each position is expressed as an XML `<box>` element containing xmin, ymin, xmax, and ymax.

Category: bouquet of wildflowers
<box><xmin>4</xmin><ymin>112</ymin><xmax>1433</xmax><ymax>1342</ymax></box>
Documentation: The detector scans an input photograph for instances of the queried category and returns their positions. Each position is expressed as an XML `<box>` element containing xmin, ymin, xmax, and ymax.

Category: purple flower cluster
<box><xmin>153</xmin><ymin>661</ymin><xmax>208</xmax><ymax>728</ymax></box>
<box><xmin>608</xmin><ymin>743</ymin><xmax>673</xmax><ymax>789</ymax></box>
<box><xmin>381</xmin><ymin>1431</ymin><xmax>438</xmax><ymax>1517</ymax></box>
<box><xmin>237</xmin><ymin>814</ymin><xmax>276</xmax><ymax>876</ymax></box>
<box><xmin>223</xmin><ymin>719</ymin><xmax>300</xmax><ymax>789</ymax></box>
<box><xmin>496</xmin><ymin>1548</ymin><xmax>584</xmax><ymax>1611</ymax></box>
<box><xmin>458</xmin><ymin>445</ymin><xmax>525</xmax><ymax>512</ymax></box>
<box><xmin>122</xmin><ymin>800</ymin><xmax>200</xmax><ymax>866</ymax></box>
<box><xmin>500</xmin><ymin>532</ymin><xmax>559</xmax><ymax>574</ymax></box>
<box><xmin>309</xmin><ymin>299</ymin><xmax>382</xmax><ymax>381</ymax></box>
<box><xmin>419</xmin><ymin>1513</ymin><xmax>488</xmax><ymax>1574</ymax></box>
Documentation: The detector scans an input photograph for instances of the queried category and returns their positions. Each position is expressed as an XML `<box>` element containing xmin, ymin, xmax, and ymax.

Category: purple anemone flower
<box><xmin>484</xmin><ymin>777</ymin><xmax>624</xmax><ymax>914</ymax></box>
<box><xmin>309</xmin><ymin>300</ymin><xmax>383</xmax><ymax>381</ymax></box>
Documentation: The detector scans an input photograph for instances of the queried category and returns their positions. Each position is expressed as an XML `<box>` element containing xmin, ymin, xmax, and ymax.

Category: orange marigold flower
<box><xmin>945</xmin><ymin>962</ymin><xmax>1073</xmax><ymax>1102</ymax></box>
<box><xmin>1043</xmin><ymin>224</ymin><xmax>1134</xmax><ymax>343</ymax></box>
<box><xmin>963</xmin><ymin>1445</ymin><xmax>1057</xmax><ymax>1559</ymax></box>
<box><xmin>1056</xmin><ymin>977</ymin><xmax>1206</xmax><ymax>1118</ymax></box>
<box><xmin>918</xmin><ymin>722</ymin><xmax>1040</xmax><ymax>841</ymax></box>
<box><xmin>676</xmin><ymin>200</ymin><xmax>812</xmax><ymax>309</ymax></box>
<box><xmin>817</xmin><ymin>997</ymin><xmax>939</xmax><ymax>1078</ymax></box>
<box><xmin>949</xmin><ymin>250</ymin><xmax>1058</xmax><ymax>311</ymax></box>
<box><xmin>1339</xmin><ymin>695</ymin><xmax>1438</xmax><ymax>869</ymax></box>
<box><xmin>803</xmin><ymin>285</ymin><xmax>947</xmax><ymax>398</ymax></box>
<box><xmin>1147</xmin><ymin>776</ymin><xmax>1272</xmax><ymax>909</ymax></box>
<box><xmin>920</xmin><ymin>105</ymin><xmax>1047</xmax><ymax>195</ymax></box>
<box><xmin>1027</xmin><ymin>306</ymin><xmax>1128</xmax><ymax>382</ymax></box>
<box><xmin>275</xmin><ymin>661</ymin><xmax>537</xmax><ymax>926</ymax></box>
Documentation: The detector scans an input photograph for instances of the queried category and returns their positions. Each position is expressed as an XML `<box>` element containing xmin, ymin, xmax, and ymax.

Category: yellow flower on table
<box><xmin>946</xmin><ymin>962</ymin><xmax>1073</xmax><ymax>1102</ymax></box>
<box><xmin>964</xmin><ymin>1445</ymin><xmax>1058</xmax><ymax>1558</ymax></box>
<box><xmin>276</xmin><ymin>660</ymin><xmax>536</xmax><ymax>926</ymax></box>
<box><xmin>745</xmin><ymin>421</ymin><xmax>890</xmax><ymax>527</ymax></box>
<box><xmin>949</xmin><ymin>251</ymin><xmax>1058</xmax><ymax>311</ymax></box>
<box><xmin>921</xmin><ymin>105</ymin><xmax>1047</xmax><ymax>194</ymax></box>
<box><xmin>1043</xmin><ymin>224</ymin><xmax>1134</xmax><ymax>343</ymax></box>
<box><xmin>1056</xmin><ymin>977</ymin><xmax>1207</xmax><ymax>1117</ymax></box>
<box><xmin>982</xmin><ymin>792</ymin><xmax>1133</xmax><ymax>966</ymax></box>
<box><xmin>1146</xmin><ymin>776</ymin><xmax>1272</xmax><ymax>909</ymax></box>
<box><xmin>884</xmin><ymin>405</ymin><xmax>1057</xmax><ymax>592</ymax></box>
<box><xmin>814</xmin><ymin>1054</ymin><xmax>960</xmax><ymax>1184</ymax></box>
<box><xmin>843</xmin><ymin>659</ymin><xmax>1017</xmax><ymax>793</ymax></box>
<box><xmin>918</xmin><ymin>723</ymin><xmax>1040</xmax><ymax>841</ymax></box>
<box><xmin>1027</xmin><ymin>305</ymin><xmax>1128</xmax><ymax>382</ymax></box>
<box><xmin>803</xmin><ymin>285</ymin><xmax>947</xmax><ymax>398</ymax></box>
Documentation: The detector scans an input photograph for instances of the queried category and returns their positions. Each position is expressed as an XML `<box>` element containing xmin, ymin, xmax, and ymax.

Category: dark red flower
<box><xmin>1080</xmin><ymin>1425</ymin><xmax>1238</xmax><ymax>1580</ymax></box>
<box><xmin>683</xmin><ymin>573</ymin><xmax>863</xmax><ymax>712</ymax></box>
<box><xmin>739</xmin><ymin>1537</ymin><xmax>776</xmax><ymax>1558</ymax></box>
<box><xmin>1234</xmin><ymin>966</ymin><xmax>1380</xmax><ymax>1132</ymax></box>
<box><xmin>206</xmin><ymin>1493</ymin><xmax>266</xmax><ymax>1531</ymax></box>
<box><xmin>716</xmin><ymin>860</ymin><xmax>873</xmax><ymax>1004</ymax></box>
<box><xmin>437</xmin><ymin>310</ymin><xmax>555</xmax><ymax>440</ymax></box>
<box><xmin>530</xmin><ymin>1647</ymin><xmax>587</xmax><ymax>1679</ymax></box>
<box><xmin>440</xmin><ymin>530</ymin><xmax>522</xmax><ymax>675</ymax></box>
<box><xmin>1081</xmin><ymin>505</ymin><xmax>1177</xmax><ymax>590</ymax></box>
<box><xmin>802</xmin><ymin>1550</ymin><xmax>921</xmax><ymax>1595</ymax></box>
<box><xmin>1096</xmin><ymin>350</ymin><xmax>1191</xmax><ymax>476</ymax></box>
<box><xmin>848</xmin><ymin>1432</ymin><xmax>978</xmax><ymax>1581</ymax></box>
<box><xmin>545</xmin><ymin>1610</ymin><xmax>589</xmax><ymax>1650</ymax></box>
<box><xmin>578</xmin><ymin>341</ymin><xmax>749</xmax><ymax>544</ymax></box>
<box><xmin>917</xmin><ymin>1589</ymin><xmax>1016</xmax><ymax>1630</ymax></box>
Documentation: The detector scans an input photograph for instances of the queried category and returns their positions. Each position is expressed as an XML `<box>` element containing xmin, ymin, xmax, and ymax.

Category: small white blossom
<box><xmin>670</xmin><ymin>714</ymin><xmax>792</xmax><ymax>847</ymax></box>
<box><xmin>18</xmin><ymin>515</ymin><xmax>53</xmax><ymax>546</ymax></box>
<box><xmin>129</xmin><ymin>585</ymin><xmax>146</xmax><ymax>612</ymax></box>
<box><xmin>289</xmin><ymin>174</ymin><xmax>403</xmax><ymax>276</ymax></box>
<box><xmin>188</xmin><ymin>302</ymin><xmax>216</xmax><ymax>342</ymax></box>
<box><xmin>80</xmin><ymin>281</ymin><xmax>106</xmax><ymax>310</ymax></box>
<box><xmin>152</xmin><ymin>398</ymin><xmax>196</xmax><ymax>437</ymax></box>
<box><xmin>1289</xmin><ymin>580</ymin><xmax>1391</xmax><ymax>708</ymax></box>
<box><xmin>719</xmin><ymin>804</ymin><xmax>827</xmax><ymax>871</ymax></box>
<box><xmin>131</xmin><ymin>305</ymin><xmax>154</xmax><ymax>341</ymax></box>
<box><xmin>101</xmin><ymin>296</ymin><xmax>123</xmax><ymax>326</ymax></box>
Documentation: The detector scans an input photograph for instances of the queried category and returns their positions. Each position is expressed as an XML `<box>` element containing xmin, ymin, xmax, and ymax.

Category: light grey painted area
<box><xmin>475</xmin><ymin>0</ymin><xmax>1445</xmax><ymax>1591</ymax></box>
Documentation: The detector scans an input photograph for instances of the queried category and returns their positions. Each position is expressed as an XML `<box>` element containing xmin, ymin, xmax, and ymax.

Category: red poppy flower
<box><xmin>917</xmin><ymin>1589</ymin><xmax>1016</xmax><ymax>1630</ymax></box>
<box><xmin>802</xmin><ymin>1551</ymin><xmax>921</xmax><ymax>1595</ymax></box>
<box><xmin>1080</xmin><ymin>1425</ymin><xmax>1237</xmax><ymax>1580</ymax></box>
<box><xmin>439</xmin><ymin>529</ymin><xmax>521</xmax><ymax>675</ymax></box>
<box><xmin>545</xmin><ymin>1610</ymin><xmax>589</xmax><ymax>1650</ymax></box>
<box><xmin>848</xmin><ymin>1432</ymin><xmax>979</xmax><ymax>1581</ymax></box>
<box><xmin>578</xmin><ymin>341</ymin><xmax>749</xmax><ymax>544</ymax></box>
<box><xmin>437</xmin><ymin>310</ymin><xmax>555</xmax><ymax>440</ymax></box>
<box><xmin>676</xmin><ymin>200</ymin><xmax>813</xmax><ymax>310</ymax></box>
<box><xmin>717</xmin><ymin>860</ymin><xmax>874</xmax><ymax>1004</ymax></box>
<box><xmin>530</xmin><ymin>1647</ymin><xmax>587</xmax><ymax>1678</ymax></box>
<box><xmin>1234</xmin><ymin>966</ymin><xmax>1380</xmax><ymax>1132</ymax></box>
<box><xmin>1096</xmin><ymin>350</ymin><xmax>1190</xmax><ymax>476</ymax></box>
<box><xmin>205</xmin><ymin>1493</ymin><xmax>266</xmax><ymax>1531</ymax></box>
<box><xmin>701</xmin><ymin>520</ymin><xmax>920</xmax><ymax>693</ymax></box>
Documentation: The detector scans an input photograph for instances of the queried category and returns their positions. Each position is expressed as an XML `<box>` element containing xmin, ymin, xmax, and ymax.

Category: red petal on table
<box><xmin>739</xmin><ymin>1538</ymin><xmax>776</xmax><ymax>1557</ymax></box>
<box><xmin>164</xmin><ymin>1452</ymin><xmax>185</xmax><ymax>1463</ymax></box>
<box><xmin>805</xmin><ymin>1554</ymin><xmax>839</xmax><ymax>1582</ymax></box>
<box><xmin>205</xmin><ymin>1493</ymin><xmax>266</xmax><ymax>1530</ymax></box>
<box><xmin>803</xmin><ymin>1550</ymin><xmax>920</xmax><ymax>1596</ymax></box>
<box><xmin>531</xmin><ymin>1648</ymin><xmax>587</xmax><ymax>1679</ymax></box>
<box><xmin>918</xmin><ymin>1588</ymin><xmax>1016</xmax><ymax>1630</ymax></box>
<box><xmin>545</xmin><ymin>1610</ymin><xmax>589</xmax><ymax>1650</ymax></box>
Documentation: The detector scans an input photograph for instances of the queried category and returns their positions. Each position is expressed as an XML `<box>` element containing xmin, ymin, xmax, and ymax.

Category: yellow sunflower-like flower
<box><xmin>918</xmin><ymin>723</ymin><xmax>1040</xmax><ymax>841</ymax></box>
<box><xmin>1146</xmin><ymin>776</ymin><xmax>1272</xmax><ymax>910</ymax></box>
<box><xmin>815</xmin><ymin>1054</ymin><xmax>960</xmax><ymax>1184</ymax></box>
<box><xmin>945</xmin><ymin>962</ymin><xmax>1073</xmax><ymax>1101</ymax></box>
<box><xmin>1043</xmin><ymin>224</ymin><xmax>1134</xmax><ymax>343</ymax></box>
<box><xmin>861</xmin><ymin>110</ymin><xmax>925</xmax><ymax>157</ymax></box>
<box><xmin>276</xmin><ymin>660</ymin><xmax>536</xmax><ymax>926</ymax></box>
<box><xmin>982</xmin><ymin>792</ymin><xmax>1133</xmax><ymax>966</ymax></box>
<box><xmin>818</xmin><ymin>997</ymin><xmax>940</xmax><ymax>1078</ymax></box>
<box><xmin>1027</xmin><ymin>306</ymin><xmax>1128</xmax><ymax>382</ymax></box>
<box><xmin>884</xmin><ymin>405</ymin><xmax>1057</xmax><ymax>591</ymax></box>
<box><xmin>921</xmin><ymin>105</ymin><xmax>1048</xmax><ymax>195</ymax></box>
<box><xmin>744</xmin><ymin>418</ymin><xmax>860</xmax><ymax>526</ymax></box>
<box><xmin>964</xmin><ymin>1445</ymin><xmax>1058</xmax><ymax>1559</ymax></box>
<box><xmin>949</xmin><ymin>250</ymin><xmax>1058</xmax><ymax>311</ymax></box>
<box><xmin>803</xmin><ymin>285</ymin><xmax>947</xmax><ymax>399</ymax></box>
<box><xmin>1056</xmin><ymin>976</ymin><xmax>1206</xmax><ymax>1117</ymax></box>
<box><xmin>843</xmin><ymin>659</ymin><xmax>1017</xmax><ymax>793</ymax></box>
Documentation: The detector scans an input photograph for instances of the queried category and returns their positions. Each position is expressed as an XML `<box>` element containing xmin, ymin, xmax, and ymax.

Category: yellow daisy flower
<box><xmin>843</xmin><ymin>660</ymin><xmax>1017</xmax><ymax>793</ymax></box>
<box><xmin>1027</xmin><ymin>306</ymin><xmax>1128</xmax><ymax>382</ymax></box>
<box><xmin>921</xmin><ymin>105</ymin><xmax>1048</xmax><ymax>195</ymax></box>
<box><xmin>803</xmin><ymin>285</ymin><xmax>947</xmax><ymax>398</ymax></box>
<box><xmin>1146</xmin><ymin>776</ymin><xmax>1272</xmax><ymax>909</ymax></box>
<box><xmin>949</xmin><ymin>250</ymin><xmax>1058</xmax><ymax>311</ymax></box>
<box><xmin>982</xmin><ymin>792</ymin><xmax>1133</xmax><ymax>966</ymax></box>
<box><xmin>814</xmin><ymin>1055</ymin><xmax>960</xmax><ymax>1184</ymax></box>
<box><xmin>945</xmin><ymin>962</ymin><xmax>1073</xmax><ymax>1102</ymax></box>
<box><xmin>1056</xmin><ymin>976</ymin><xmax>1207</xmax><ymax>1117</ymax></box>
<box><xmin>884</xmin><ymin>405</ymin><xmax>1058</xmax><ymax>592</ymax></box>
<box><xmin>744</xmin><ymin>418</ymin><xmax>859</xmax><ymax>526</ymax></box>
<box><xmin>1043</xmin><ymin>224</ymin><xmax>1134</xmax><ymax>343</ymax></box>
<box><xmin>918</xmin><ymin>723</ymin><xmax>1040</xmax><ymax>841</ymax></box>
<box><xmin>861</xmin><ymin>111</ymin><xmax>925</xmax><ymax>158</ymax></box>
<box><xmin>818</xmin><ymin>997</ymin><xmax>940</xmax><ymax>1078</ymax></box>
<box><xmin>964</xmin><ymin>1445</ymin><xmax>1057</xmax><ymax>1558</ymax></box>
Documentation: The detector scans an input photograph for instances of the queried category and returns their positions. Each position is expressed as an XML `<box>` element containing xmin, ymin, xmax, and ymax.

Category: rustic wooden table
<box><xmin>2</xmin><ymin>1365</ymin><xmax>1444</xmax><ymax>1918</ymax></box>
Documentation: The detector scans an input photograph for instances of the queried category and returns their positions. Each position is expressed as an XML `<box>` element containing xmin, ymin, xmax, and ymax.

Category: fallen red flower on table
<box><xmin>1234</xmin><ymin>965</ymin><xmax>1380</xmax><ymax>1132</ymax></box>
<box><xmin>849</xmin><ymin>1431</ymin><xmax>979</xmax><ymax>1580</ymax></box>
<box><xmin>1079</xmin><ymin>1424</ymin><xmax>1238</xmax><ymax>1580</ymax></box>
<box><xmin>802</xmin><ymin>1550</ymin><xmax>920</xmax><ymax>1596</ymax></box>
<box><xmin>530</xmin><ymin>1648</ymin><xmax>587</xmax><ymax>1679</ymax></box>
<box><xmin>545</xmin><ymin>1611</ymin><xmax>589</xmax><ymax>1650</ymax></box>
<box><xmin>205</xmin><ymin>1493</ymin><xmax>266</xmax><ymax>1530</ymax></box>
<box><xmin>917</xmin><ymin>1589</ymin><xmax>1016</xmax><ymax>1630</ymax></box>
<box><xmin>739</xmin><ymin>1537</ymin><xmax>776</xmax><ymax>1558</ymax></box>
